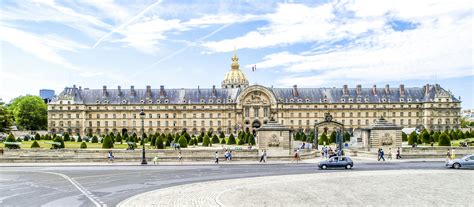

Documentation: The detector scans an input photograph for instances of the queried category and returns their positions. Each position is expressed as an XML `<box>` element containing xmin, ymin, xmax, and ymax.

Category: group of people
<box><xmin>170</xmin><ymin>141</ymin><xmax>181</xmax><ymax>150</ymax></box>
<box><xmin>321</xmin><ymin>146</ymin><xmax>342</xmax><ymax>159</ymax></box>
<box><xmin>224</xmin><ymin>149</ymin><xmax>233</xmax><ymax>161</ymax></box>
<box><xmin>292</xmin><ymin>149</ymin><xmax>301</xmax><ymax>163</ymax></box>
<box><xmin>377</xmin><ymin>147</ymin><xmax>402</xmax><ymax>161</ymax></box>
<box><xmin>446</xmin><ymin>149</ymin><xmax>456</xmax><ymax>162</ymax></box>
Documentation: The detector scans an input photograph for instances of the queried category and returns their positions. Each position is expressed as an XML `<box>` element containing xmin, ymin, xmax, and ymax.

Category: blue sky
<box><xmin>0</xmin><ymin>0</ymin><xmax>472</xmax><ymax>108</ymax></box>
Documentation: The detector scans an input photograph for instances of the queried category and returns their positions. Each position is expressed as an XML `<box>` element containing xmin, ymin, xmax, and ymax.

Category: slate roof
<box><xmin>53</xmin><ymin>84</ymin><xmax>459</xmax><ymax>105</ymax></box>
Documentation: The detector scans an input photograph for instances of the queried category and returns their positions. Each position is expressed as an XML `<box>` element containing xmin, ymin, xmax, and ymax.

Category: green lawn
<box><xmin>451</xmin><ymin>137</ymin><xmax>474</xmax><ymax>147</ymax></box>
<box><xmin>0</xmin><ymin>141</ymin><xmax>129</xmax><ymax>149</ymax></box>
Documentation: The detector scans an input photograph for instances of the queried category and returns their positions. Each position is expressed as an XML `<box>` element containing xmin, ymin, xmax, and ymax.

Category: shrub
<box><xmin>184</xmin><ymin>132</ymin><xmax>191</xmax><ymax>142</ymax></box>
<box><xmin>197</xmin><ymin>135</ymin><xmax>203</xmax><ymax>143</ymax></box>
<box><xmin>150</xmin><ymin>135</ymin><xmax>156</xmax><ymax>146</ymax></box>
<box><xmin>318</xmin><ymin>133</ymin><xmax>329</xmax><ymax>145</ymax></box>
<box><xmin>421</xmin><ymin>130</ymin><xmax>431</xmax><ymax>144</ymax></box>
<box><xmin>219</xmin><ymin>131</ymin><xmax>225</xmax><ymax>139</ymax></box>
<box><xmin>433</xmin><ymin>132</ymin><xmax>440</xmax><ymax>142</ymax></box>
<box><xmin>202</xmin><ymin>135</ymin><xmax>211</xmax><ymax>147</ymax></box>
<box><xmin>5</xmin><ymin>134</ymin><xmax>19</xmax><ymax>149</ymax></box>
<box><xmin>188</xmin><ymin>138</ymin><xmax>195</xmax><ymax>146</ymax></box>
<box><xmin>80</xmin><ymin>142</ymin><xmax>87</xmax><ymax>149</ymax></box>
<box><xmin>156</xmin><ymin>136</ymin><xmax>164</xmax><ymax>149</ymax></box>
<box><xmin>31</xmin><ymin>140</ymin><xmax>40</xmax><ymax>148</ymax></box>
<box><xmin>102</xmin><ymin>136</ymin><xmax>114</xmax><ymax>149</ymax></box>
<box><xmin>63</xmin><ymin>133</ymin><xmax>70</xmax><ymax>141</ymax></box>
<box><xmin>91</xmin><ymin>135</ymin><xmax>98</xmax><ymax>143</ymax></box>
<box><xmin>402</xmin><ymin>132</ymin><xmax>408</xmax><ymax>142</ymax></box>
<box><xmin>212</xmin><ymin>134</ymin><xmax>220</xmax><ymax>144</ymax></box>
<box><xmin>53</xmin><ymin>136</ymin><xmax>65</xmax><ymax>149</ymax></box>
<box><xmin>248</xmin><ymin>134</ymin><xmax>256</xmax><ymax>145</ymax></box>
<box><xmin>237</xmin><ymin>138</ymin><xmax>244</xmax><ymax>145</ymax></box>
<box><xmin>220</xmin><ymin>138</ymin><xmax>226</xmax><ymax>144</ymax></box>
<box><xmin>77</xmin><ymin>135</ymin><xmax>82</xmax><ymax>142</ymax></box>
<box><xmin>35</xmin><ymin>133</ymin><xmax>41</xmax><ymax>140</ymax></box>
<box><xmin>16</xmin><ymin>137</ymin><xmax>22</xmax><ymax>142</ymax></box>
<box><xmin>116</xmin><ymin>134</ymin><xmax>122</xmax><ymax>144</ymax></box>
<box><xmin>408</xmin><ymin>131</ymin><xmax>417</xmax><ymax>145</ymax></box>
<box><xmin>330</xmin><ymin>131</ymin><xmax>337</xmax><ymax>144</ymax></box>
<box><xmin>227</xmin><ymin>134</ymin><xmax>236</xmax><ymax>145</ymax></box>
<box><xmin>438</xmin><ymin>132</ymin><xmax>451</xmax><ymax>146</ymax></box>
<box><xmin>178</xmin><ymin>135</ymin><xmax>188</xmax><ymax>148</ymax></box>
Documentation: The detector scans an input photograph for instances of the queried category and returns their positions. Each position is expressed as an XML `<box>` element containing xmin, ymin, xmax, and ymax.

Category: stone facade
<box><xmin>48</xmin><ymin>52</ymin><xmax>462</xmax><ymax>136</ymax></box>
<box><xmin>257</xmin><ymin>119</ymin><xmax>292</xmax><ymax>150</ymax></box>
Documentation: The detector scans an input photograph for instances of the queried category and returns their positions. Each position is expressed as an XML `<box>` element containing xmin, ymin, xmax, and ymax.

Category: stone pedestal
<box><xmin>257</xmin><ymin>119</ymin><xmax>292</xmax><ymax>153</ymax></box>
<box><xmin>366</xmin><ymin>117</ymin><xmax>402</xmax><ymax>150</ymax></box>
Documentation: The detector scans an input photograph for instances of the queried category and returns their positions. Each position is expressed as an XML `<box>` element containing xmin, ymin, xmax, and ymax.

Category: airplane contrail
<box><xmin>127</xmin><ymin>23</ymin><xmax>233</xmax><ymax>81</ymax></box>
<box><xmin>92</xmin><ymin>0</ymin><xmax>163</xmax><ymax>48</ymax></box>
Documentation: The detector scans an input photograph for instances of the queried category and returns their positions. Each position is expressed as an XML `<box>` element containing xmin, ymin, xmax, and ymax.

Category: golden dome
<box><xmin>221</xmin><ymin>49</ymin><xmax>249</xmax><ymax>89</ymax></box>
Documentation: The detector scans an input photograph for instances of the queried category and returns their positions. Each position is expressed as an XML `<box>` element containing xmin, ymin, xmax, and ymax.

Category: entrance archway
<box><xmin>314</xmin><ymin>113</ymin><xmax>344</xmax><ymax>150</ymax></box>
<box><xmin>252</xmin><ymin>120</ymin><xmax>261</xmax><ymax>128</ymax></box>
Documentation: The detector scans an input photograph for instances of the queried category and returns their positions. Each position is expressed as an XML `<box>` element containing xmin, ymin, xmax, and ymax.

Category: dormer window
<box><xmin>382</xmin><ymin>98</ymin><xmax>386</xmax><ymax>103</ymax></box>
<box><xmin>148</xmin><ymin>100</ymin><xmax>153</xmax><ymax>104</ymax></box>
<box><xmin>305</xmin><ymin>99</ymin><xmax>310</xmax><ymax>103</ymax></box>
<box><xmin>182</xmin><ymin>100</ymin><xmax>187</xmax><ymax>103</ymax></box>
<box><xmin>140</xmin><ymin>100</ymin><xmax>145</xmax><ymax>104</ymax></box>
<box><xmin>216</xmin><ymin>99</ymin><xmax>221</xmax><ymax>104</ymax></box>
<box><xmin>341</xmin><ymin>98</ymin><xmax>345</xmax><ymax>102</ymax></box>
<box><xmin>228</xmin><ymin>99</ymin><xmax>233</xmax><ymax>103</ymax></box>
<box><xmin>365</xmin><ymin>98</ymin><xmax>369</xmax><ymax>102</ymax></box>
<box><xmin>399</xmin><ymin>98</ymin><xmax>404</xmax><ymax>102</ymax></box>
<box><xmin>323</xmin><ymin>98</ymin><xmax>328</xmax><ymax>103</ymax></box>
<box><xmin>156</xmin><ymin>100</ymin><xmax>161</xmax><ymax>104</ymax></box>
<box><xmin>164</xmin><ymin>99</ymin><xmax>169</xmax><ymax>104</ymax></box>
<box><xmin>96</xmin><ymin>100</ymin><xmax>100</xmax><ymax>104</ymax></box>
<box><xmin>357</xmin><ymin>98</ymin><xmax>361</xmax><ymax>103</ymax></box>
<box><xmin>289</xmin><ymin>99</ymin><xmax>294</xmax><ymax>103</ymax></box>
<box><xmin>349</xmin><ymin>98</ymin><xmax>353</xmax><ymax>103</ymax></box>
<box><xmin>122</xmin><ymin>100</ymin><xmax>127</xmax><ymax>104</ymax></box>
<box><xmin>407</xmin><ymin>98</ymin><xmax>412</xmax><ymax>103</ymax></box>
<box><xmin>200</xmin><ymin>99</ymin><xmax>205</xmax><ymax>103</ymax></box>
<box><xmin>297</xmin><ymin>99</ymin><xmax>303</xmax><ymax>103</ymax></box>
<box><xmin>209</xmin><ymin>99</ymin><xmax>214</xmax><ymax>103</ymax></box>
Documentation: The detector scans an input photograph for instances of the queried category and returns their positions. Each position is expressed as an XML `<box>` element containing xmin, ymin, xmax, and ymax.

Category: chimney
<box><xmin>212</xmin><ymin>85</ymin><xmax>217</xmax><ymax>96</ymax></box>
<box><xmin>118</xmin><ymin>86</ymin><xmax>122</xmax><ymax>96</ymax></box>
<box><xmin>146</xmin><ymin>85</ymin><xmax>152</xmax><ymax>97</ymax></box>
<box><xmin>356</xmin><ymin>84</ymin><xmax>362</xmax><ymax>95</ymax></box>
<box><xmin>343</xmin><ymin>84</ymin><xmax>349</xmax><ymax>95</ymax></box>
<box><xmin>160</xmin><ymin>85</ymin><xmax>166</xmax><ymax>97</ymax></box>
<box><xmin>130</xmin><ymin>85</ymin><xmax>136</xmax><ymax>96</ymax></box>
<box><xmin>384</xmin><ymin>84</ymin><xmax>390</xmax><ymax>95</ymax></box>
<box><xmin>399</xmin><ymin>84</ymin><xmax>405</xmax><ymax>96</ymax></box>
<box><xmin>102</xmin><ymin>85</ymin><xmax>108</xmax><ymax>97</ymax></box>
<box><xmin>292</xmin><ymin>85</ymin><xmax>299</xmax><ymax>97</ymax></box>
<box><xmin>79</xmin><ymin>86</ymin><xmax>82</xmax><ymax>90</ymax></box>
<box><xmin>424</xmin><ymin>84</ymin><xmax>430</xmax><ymax>95</ymax></box>
<box><xmin>372</xmin><ymin>85</ymin><xmax>377</xmax><ymax>95</ymax></box>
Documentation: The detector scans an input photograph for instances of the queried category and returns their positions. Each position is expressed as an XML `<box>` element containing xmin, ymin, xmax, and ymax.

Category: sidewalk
<box><xmin>0</xmin><ymin>157</ymin><xmax>446</xmax><ymax>167</ymax></box>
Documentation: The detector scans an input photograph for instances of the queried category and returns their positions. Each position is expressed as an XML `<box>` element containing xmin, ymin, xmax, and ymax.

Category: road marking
<box><xmin>38</xmin><ymin>171</ymin><xmax>104</xmax><ymax>207</ymax></box>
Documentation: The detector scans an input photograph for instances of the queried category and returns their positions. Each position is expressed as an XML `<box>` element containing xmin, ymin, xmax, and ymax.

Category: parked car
<box><xmin>446</xmin><ymin>154</ymin><xmax>474</xmax><ymax>169</ymax></box>
<box><xmin>319</xmin><ymin>156</ymin><xmax>354</xmax><ymax>170</ymax></box>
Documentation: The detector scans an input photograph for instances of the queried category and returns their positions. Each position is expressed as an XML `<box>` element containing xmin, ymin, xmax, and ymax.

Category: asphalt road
<box><xmin>0</xmin><ymin>161</ymin><xmax>462</xmax><ymax>207</ymax></box>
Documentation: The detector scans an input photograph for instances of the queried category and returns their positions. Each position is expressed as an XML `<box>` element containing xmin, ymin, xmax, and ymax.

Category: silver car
<box><xmin>446</xmin><ymin>154</ymin><xmax>474</xmax><ymax>169</ymax></box>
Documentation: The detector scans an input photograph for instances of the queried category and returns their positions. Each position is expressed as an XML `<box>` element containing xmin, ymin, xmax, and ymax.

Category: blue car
<box><xmin>319</xmin><ymin>156</ymin><xmax>354</xmax><ymax>170</ymax></box>
<box><xmin>446</xmin><ymin>154</ymin><xmax>474</xmax><ymax>169</ymax></box>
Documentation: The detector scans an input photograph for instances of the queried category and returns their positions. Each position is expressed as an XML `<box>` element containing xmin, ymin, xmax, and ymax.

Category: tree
<box><xmin>237</xmin><ymin>138</ymin><xmax>244</xmax><ymax>145</ymax></box>
<box><xmin>227</xmin><ymin>134</ymin><xmax>236</xmax><ymax>145</ymax></box>
<box><xmin>220</xmin><ymin>138</ymin><xmax>226</xmax><ymax>144</ymax></box>
<box><xmin>34</xmin><ymin>133</ymin><xmax>41</xmax><ymax>141</ymax></box>
<box><xmin>116</xmin><ymin>134</ymin><xmax>122</xmax><ymax>144</ymax></box>
<box><xmin>343</xmin><ymin>131</ymin><xmax>350</xmax><ymax>142</ymax></box>
<box><xmin>433</xmin><ymin>132</ymin><xmax>440</xmax><ymax>143</ymax></box>
<box><xmin>156</xmin><ymin>136</ymin><xmax>164</xmax><ymax>149</ymax></box>
<box><xmin>5</xmin><ymin>134</ymin><xmax>19</xmax><ymax>149</ymax></box>
<box><xmin>80</xmin><ymin>142</ymin><xmax>87</xmax><ymax>149</ymax></box>
<box><xmin>248</xmin><ymin>134</ymin><xmax>256</xmax><ymax>145</ymax></box>
<box><xmin>408</xmin><ymin>131</ymin><xmax>417</xmax><ymax>145</ymax></box>
<box><xmin>7</xmin><ymin>95</ymin><xmax>47</xmax><ymax>130</ymax></box>
<box><xmin>102</xmin><ymin>136</ymin><xmax>114</xmax><ymax>149</ymax></box>
<box><xmin>421</xmin><ymin>130</ymin><xmax>431</xmax><ymax>144</ymax></box>
<box><xmin>91</xmin><ymin>135</ymin><xmax>99</xmax><ymax>143</ymax></box>
<box><xmin>402</xmin><ymin>132</ymin><xmax>408</xmax><ymax>142</ymax></box>
<box><xmin>202</xmin><ymin>135</ymin><xmax>211</xmax><ymax>147</ymax></box>
<box><xmin>330</xmin><ymin>131</ymin><xmax>337</xmax><ymax>144</ymax></box>
<box><xmin>438</xmin><ymin>132</ymin><xmax>451</xmax><ymax>146</ymax></box>
<box><xmin>197</xmin><ymin>134</ymin><xmax>203</xmax><ymax>143</ymax></box>
<box><xmin>63</xmin><ymin>133</ymin><xmax>70</xmax><ymax>142</ymax></box>
<box><xmin>53</xmin><ymin>136</ymin><xmax>65</xmax><ymax>149</ymax></box>
<box><xmin>184</xmin><ymin>132</ymin><xmax>191</xmax><ymax>142</ymax></box>
<box><xmin>212</xmin><ymin>134</ymin><xmax>220</xmax><ymax>144</ymax></box>
<box><xmin>318</xmin><ymin>133</ymin><xmax>329</xmax><ymax>145</ymax></box>
<box><xmin>150</xmin><ymin>135</ymin><xmax>156</xmax><ymax>146</ymax></box>
<box><xmin>31</xmin><ymin>140</ymin><xmax>40</xmax><ymax>148</ymax></box>
<box><xmin>0</xmin><ymin>102</ymin><xmax>13</xmax><ymax>133</ymax></box>
<box><xmin>457</xmin><ymin>131</ymin><xmax>465</xmax><ymax>140</ymax></box>
<box><xmin>178</xmin><ymin>135</ymin><xmax>188</xmax><ymax>148</ymax></box>
<box><xmin>219</xmin><ymin>131</ymin><xmax>225</xmax><ymax>139</ymax></box>
<box><xmin>188</xmin><ymin>138</ymin><xmax>195</xmax><ymax>146</ymax></box>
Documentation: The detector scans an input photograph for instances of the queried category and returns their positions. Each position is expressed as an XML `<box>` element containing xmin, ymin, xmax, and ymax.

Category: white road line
<box><xmin>37</xmin><ymin>171</ymin><xmax>104</xmax><ymax>207</ymax></box>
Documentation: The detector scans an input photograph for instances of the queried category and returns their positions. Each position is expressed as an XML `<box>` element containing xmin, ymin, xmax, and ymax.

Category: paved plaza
<box><xmin>119</xmin><ymin>170</ymin><xmax>473</xmax><ymax>207</ymax></box>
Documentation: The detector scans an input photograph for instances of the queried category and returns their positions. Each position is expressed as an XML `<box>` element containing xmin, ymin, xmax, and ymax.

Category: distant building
<box><xmin>40</xmin><ymin>89</ymin><xmax>55</xmax><ymax>103</ymax></box>
<box><xmin>462</xmin><ymin>109</ymin><xmax>474</xmax><ymax>122</ymax></box>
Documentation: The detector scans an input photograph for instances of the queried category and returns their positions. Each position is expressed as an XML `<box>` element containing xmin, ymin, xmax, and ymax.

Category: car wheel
<box><xmin>453</xmin><ymin>163</ymin><xmax>461</xmax><ymax>169</ymax></box>
<box><xmin>345</xmin><ymin>164</ymin><xmax>352</xmax><ymax>169</ymax></box>
<box><xmin>321</xmin><ymin>165</ymin><xmax>327</xmax><ymax>170</ymax></box>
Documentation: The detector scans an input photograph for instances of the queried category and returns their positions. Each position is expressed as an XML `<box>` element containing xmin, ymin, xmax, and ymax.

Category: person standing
<box><xmin>214</xmin><ymin>151</ymin><xmax>219</xmax><ymax>164</ymax></box>
<box><xmin>108</xmin><ymin>150</ymin><xmax>114</xmax><ymax>163</ymax></box>
<box><xmin>377</xmin><ymin>148</ymin><xmax>381</xmax><ymax>161</ymax></box>
<box><xmin>446</xmin><ymin>149</ymin><xmax>451</xmax><ymax>162</ymax></box>
<box><xmin>396</xmin><ymin>147</ymin><xmax>402</xmax><ymax>159</ymax></box>
<box><xmin>260</xmin><ymin>150</ymin><xmax>266</xmax><ymax>163</ymax></box>
<box><xmin>178</xmin><ymin>151</ymin><xmax>182</xmax><ymax>164</ymax></box>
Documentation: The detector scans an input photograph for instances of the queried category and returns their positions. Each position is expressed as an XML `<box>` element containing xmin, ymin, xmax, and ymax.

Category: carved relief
<box><xmin>268</xmin><ymin>133</ymin><xmax>280</xmax><ymax>147</ymax></box>
<box><xmin>244</xmin><ymin>91</ymin><xmax>269</xmax><ymax>105</ymax></box>
<box><xmin>381</xmin><ymin>133</ymin><xmax>393</xmax><ymax>145</ymax></box>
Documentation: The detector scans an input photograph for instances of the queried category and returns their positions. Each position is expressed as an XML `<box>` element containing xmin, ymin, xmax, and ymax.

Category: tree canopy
<box><xmin>7</xmin><ymin>95</ymin><xmax>47</xmax><ymax>130</ymax></box>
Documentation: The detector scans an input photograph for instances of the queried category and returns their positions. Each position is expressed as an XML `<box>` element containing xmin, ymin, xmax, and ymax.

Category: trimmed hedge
<box><xmin>438</xmin><ymin>132</ymin><xmax>451</xmax><ymax>146</ymax></box>
<box><xmin>31</xmin><ymin>140</ymin><xmax>40</xmax><ymax>148</ymax></box>
<box><xmin>212</xmin><ymin>134</ymin><xmax>220</xmax><ymax>144</ymax></box>
<box><xmin>80</xmin><ymin>142</ymin><xmax>87</xmax><ymax>148</ymax></box>
<box><xmin>102</xmin><ymin>136</ymin><xmax>114</xmax><ymax>149</ymax></box>
<box><xmin>178</xmin><ymin>135</ymin><xmax>188</xmax><ymax>148</ymax></box>
<box><xmin>91</xmin><ymin>135</ymin><xmax>99</xmax><ymax>143</ymax></box>
<box><xmin>202</xmin><ymin>135</ymin><xmax>211</xmax><ymax>147</ymax></box>
<box><xmin>227</xmin><ymin>134</ymin><xmax>236</xmax><ymax>145</ymax></box>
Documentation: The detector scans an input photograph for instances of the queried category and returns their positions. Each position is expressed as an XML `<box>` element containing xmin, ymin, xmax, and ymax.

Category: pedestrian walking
<box><xmin>396</xmin><ymin>147</ymin><xmax>402</xmax><ymax>159</ymax></box>
<box><xmin>379</xmin><ymin>148</ymin><xmax>386</xmax><ymax>161</ymax></box>
<box><xmin>153</xmin><ymin>156</ymin><xmax>159</xmax><ymax>165</ymax></box>
<box><xmin>178</xmin><ymin>151</ymin><xmax>182</xmax><ymax>164</ymax></box>
<box><xmin>107</xmin><ymin>150</ymin><xmax>114</xmax><ymax>163</ymax></box>
<box><xmin>388</xmin><ymin>148</ymin><xmax>392</xmax><ymax>160</ymax></box>
<box><xmin>377</xmin><ymin>148</ymin><xmax>381</xmax><ymax>161</ymax></box>
<box><xmin>215</xmin><ymin>151</ymin><xmax>219</xmax><ymax>164</ymax></box>
<box><xmin>259</xmin><ymin>150</ymin><xmax>266</xmax><ymax>163</ymax></box>
<box><xmin>446</xmin><ymin>149</ymin><xmax>451</xmax><ymax>162</ymax></box>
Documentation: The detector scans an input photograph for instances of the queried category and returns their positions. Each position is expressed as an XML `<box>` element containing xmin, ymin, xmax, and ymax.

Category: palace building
<box><xmin>48</xmin><ymin>51</ymin><xmax>462</xmax><ymax>136</ymax></box>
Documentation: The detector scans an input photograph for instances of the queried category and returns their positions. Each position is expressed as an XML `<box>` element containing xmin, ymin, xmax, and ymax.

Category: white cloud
<box><xmin>0</xmin><ymin>25</ymin><xmax>87</xmax><ymax>70</ymax></box>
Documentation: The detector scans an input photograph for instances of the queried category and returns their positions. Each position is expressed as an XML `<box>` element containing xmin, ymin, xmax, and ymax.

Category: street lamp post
<box><xmin>140</xmin><ymin>109</ymin><xmax>147</xmax><ymax>165</ymax></box>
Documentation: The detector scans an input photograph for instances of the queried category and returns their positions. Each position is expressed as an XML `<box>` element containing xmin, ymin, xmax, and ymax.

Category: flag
<box><xmin>252</xmin><ymin>65</ymin><xmax>256</xmax><ymax>72</ymax></box>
